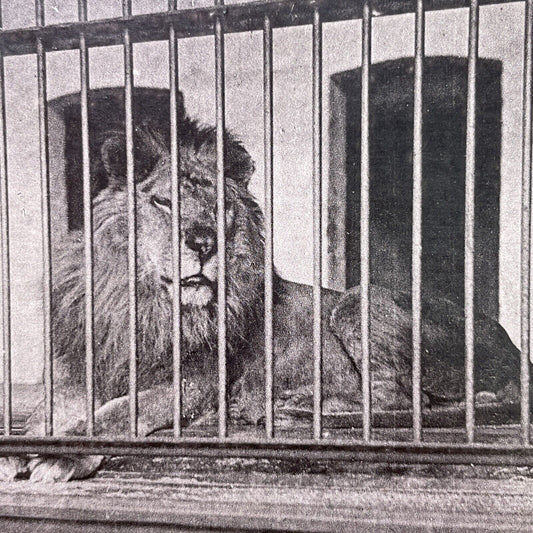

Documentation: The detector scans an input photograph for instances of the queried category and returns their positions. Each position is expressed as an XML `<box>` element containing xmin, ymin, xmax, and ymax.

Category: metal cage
<box><xmin>0</xmin><ymin>0</ymin><xmax>532</xmax><ymax>468</ymax></box>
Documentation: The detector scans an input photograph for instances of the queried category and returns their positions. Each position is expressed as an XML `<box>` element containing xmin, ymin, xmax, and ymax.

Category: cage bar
<box><xmin>215</xmin><ymin>0</ymin><xmax>228</xmax><ymax>439</ymax></box>
<box><xmin>78</xmin><ymin>0</ymin><xmax>95</xmax><ymax>436</ymax></box>
<box><xmin>36</xmin><ymin>0</ymin><xmax>53</xmax><ymax>436</ymax></box>
<box><xmin>312</xmin><ymin>7</ymin><xmax>323</xmax><ymax>440</ymax></box>
<box><xmin>263</xmin><ymin>14</ymin><xmax>274</xmax><ymax>439</ymax></box>
<box><xmin>0</xmin><ymin>1</ymin><xmax>11</xmax><ymax>436</ymax></box>
<box><xmin>0</xmin><ymin>0</ymin><xmax>528</xmax><ymax>468</ymax></box>
<box><xmin>169</xmin><ymin>0</ymin><xmax>182</xmax><ymax>438</ymax></box>
<box><xmin>123</xmin><ymin>0</ymin><xmax>138</xmax><ymax>438</ymax></box>
<box><xmin>521</xmin><ymin>0</ymin><xmax>533</xmax><ymax>447</ymax></box>
<box><xmin>412</xmin><ymin>0</ymin><xmax>425</xmax><ymax>443</ymax></box>
<box><xmin>464</xmin><ymin>0</ymin><xmax>479</xmax><ymax>444</ymax></box>
<box><xmin>360</xmin><ymin>0</ymin><xmax>372</xmax><ymax>443</ymax></box>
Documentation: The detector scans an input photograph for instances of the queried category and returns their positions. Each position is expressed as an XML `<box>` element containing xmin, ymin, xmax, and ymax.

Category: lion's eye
<box><xmin>150</xmin><ymin>195</ymin><xmax>172</xmax><ymax>214</ymax></box>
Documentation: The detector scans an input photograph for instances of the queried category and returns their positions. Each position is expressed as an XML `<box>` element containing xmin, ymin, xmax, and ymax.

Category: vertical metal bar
<box><xmin>0</xmin><ymin>2</ymin><xmax>11</xmax><ymax>436</ymax></box>
<box><xmin>123</xmin><ymin>0</ymin><xmax>132</xmax><ymax>18</ymax></box>
<box><xmin>465</xmin><ymin>0</ymin><xmax>479</xmax><ymax>444</ymax></box>
<box><xmin>36</xmin><ymin>0</ymin><xmax>53</xmax><ymax>436</ymax></box>
<box><xmin>521</xmin><ymin>0</ymin><xmax>533</xmax><ymax>447</ymax></box>
<box><xmin>312</xmin><ymin>7</ymin><xmax>323</xmax><ymax>440</ymax></box>
<box><xmin>263</xmin><ymin>14</ymin><xmax>274</xmax><ymax>439</ymax></box>
<box><xmin>412</xmin><ymin>0</ymin><xmax>425</xmax><ymax>443</ymax></box>
<box><xmin>169</xmin><ymin>0</ymin><xmax>182</xmax><ymax>438</ymax></box>
<box><xmin>360</xmin><ymin>0</ymin><xmax>372</xmax><ymax>443</ymax></box>
<box><xmin>215</xmin><ymin>0</ymin><xmax>227</xmax><ymax>439</ymax></box>
<box><xmin>78</xmin><ymin>0</ymin><xmax>95</xmax><ymax>436</ymax></box>
<box><xmin>123</xmin><ymin>0</ymin><xmax>137</xmax><ymax>438</ymax></box>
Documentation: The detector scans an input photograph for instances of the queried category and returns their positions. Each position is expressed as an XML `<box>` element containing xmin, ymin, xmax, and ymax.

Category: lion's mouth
<box><xmin>161</xmin><ymin>274</ymin><xmax>215</xmax><ymax>306</ymax></box>
<box><xmin>161</xmin><ymin>274</ymin><xmax>213</xmax><ymax>288</ymax></box>
<box><xmin>161</xmin><ymin>275</ymin><xmax>173</xmax><ymax>287</ymax></box>
<box><xmin>180</xmin><ymin>274</ymin><xmax>213</xmax><ymax>288</ymax></box>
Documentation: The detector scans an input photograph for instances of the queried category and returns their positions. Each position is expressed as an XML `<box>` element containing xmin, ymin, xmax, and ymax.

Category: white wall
<box><xmin>0</xmin><ymin>1</ymin><xmax>526</xmax><ymax>382</ymax></box>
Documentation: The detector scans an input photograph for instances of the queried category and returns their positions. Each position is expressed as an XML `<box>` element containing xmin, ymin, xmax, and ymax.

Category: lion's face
<box><xmin>90</xmin><ymin>122</ymin><xmax>264</xmax><ymax>350</ymax></box>
<box><xmin>136</xmin><ymin>155</ymin><xmax>236</xmax><ymax>309</ymax></box>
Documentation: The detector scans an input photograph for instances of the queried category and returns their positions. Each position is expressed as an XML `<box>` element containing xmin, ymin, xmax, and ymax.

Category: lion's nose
<box><xmin>185</xmin><ymin>227</ymin><xmax>217</xmax><ymax>263</ymax></box>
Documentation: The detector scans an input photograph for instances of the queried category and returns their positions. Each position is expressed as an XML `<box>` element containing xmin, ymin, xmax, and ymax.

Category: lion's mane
<box><xmin>51</xmin><ymin>120</ymin><xmax>265</xmax><ymax>403</ymax></box>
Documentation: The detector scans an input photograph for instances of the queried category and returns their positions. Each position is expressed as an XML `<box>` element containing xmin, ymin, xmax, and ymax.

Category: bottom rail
<box><xmin>0</xmin><ymin>435</ymin><xmax>532</xmax><ymax>467</ymax></box>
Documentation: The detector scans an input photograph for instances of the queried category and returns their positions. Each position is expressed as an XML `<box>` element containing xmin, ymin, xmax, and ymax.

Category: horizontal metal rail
<box><xmin>0</xmin><ymin>0</ymin><xmax>518</xmax><ymax>57</ymax></box>
<box><xmin>0</xmin><ymin>436</ymin><xmax>532</xmax><ymax>466</ymax></box>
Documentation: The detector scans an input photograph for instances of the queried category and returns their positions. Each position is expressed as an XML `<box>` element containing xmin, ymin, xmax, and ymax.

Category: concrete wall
<box><xmin>0</xmin><ymin>0</ymin><xmax>527</xmax><ymax>382</ymax></box>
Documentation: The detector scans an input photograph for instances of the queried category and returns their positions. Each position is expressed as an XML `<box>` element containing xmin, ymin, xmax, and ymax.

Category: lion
<box><xmin>0</xmin><ymin>111</ymin><xmax>524</xmax><ymax>482</ymax></box>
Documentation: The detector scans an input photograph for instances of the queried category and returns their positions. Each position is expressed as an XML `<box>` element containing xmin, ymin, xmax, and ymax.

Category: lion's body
<box><xmin>46</xmin><ymin>119</ymin><xmax>360</xmax><ymax>431</ymax></box>
<box><xmin>0</xmin><ymin>115</ymin><xmax>524</xmax><ymax>482</ymax></box>
<box><xmin>50</xmin><ymin>202</ymin><xmax>360</xmax><ymax>428</ymax></box>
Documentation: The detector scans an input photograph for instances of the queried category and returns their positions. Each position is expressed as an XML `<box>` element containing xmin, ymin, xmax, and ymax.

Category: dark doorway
<box><xmin>49</xmin><ymin>87</ymin><xmax>183</xmax><ymax>232</ymax></box>
<box><xmin>328</xmin><ymin>57</ymin><xmax>501</xmax><ymax>318</ymax></box>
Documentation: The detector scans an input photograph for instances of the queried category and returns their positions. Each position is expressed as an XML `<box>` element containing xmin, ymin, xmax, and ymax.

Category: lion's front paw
<box><xmin>0</xmin><ymin>456</ymin><xmax>28</xmax><ymax>480</ymax></box>
<box><xmin>28</xmin><ymin>455</ymin><xmax>103</xmax><ymax>483</ymax></box>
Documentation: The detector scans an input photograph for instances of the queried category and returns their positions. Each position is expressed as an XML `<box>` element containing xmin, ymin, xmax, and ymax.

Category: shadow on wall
<box><xmin>328</xmin><ymin>56</ymin><xmax>501</xmax><ymax>319</ymax></box>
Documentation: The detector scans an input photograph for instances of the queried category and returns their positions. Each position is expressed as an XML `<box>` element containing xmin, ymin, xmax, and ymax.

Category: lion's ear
<box><xmin>225</xmin><ymin>141</ymin><xmax>255</xmax><ymax>187</ymax></box>
<box><xmin>100</xmin><ymin>124</ymin><xmax>169</xmax><ymax>189</ymax></box>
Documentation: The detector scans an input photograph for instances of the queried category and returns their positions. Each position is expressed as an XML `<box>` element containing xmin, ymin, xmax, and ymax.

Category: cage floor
<box><xmin>0</xmin><ymin>387</ymin><xmax>531</xmax><ymax>530</ymax></box>
<box><xmin>0</xmin><ymin>454</ymin><xmax>532</xmax><ymax>532</ymax></box>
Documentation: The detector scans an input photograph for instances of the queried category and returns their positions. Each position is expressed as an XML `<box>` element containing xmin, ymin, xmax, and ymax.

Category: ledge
<box><xmin>1</xmin><ymin>457</ymin><xmax>533</xmax><ymax>532</ymax></box>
